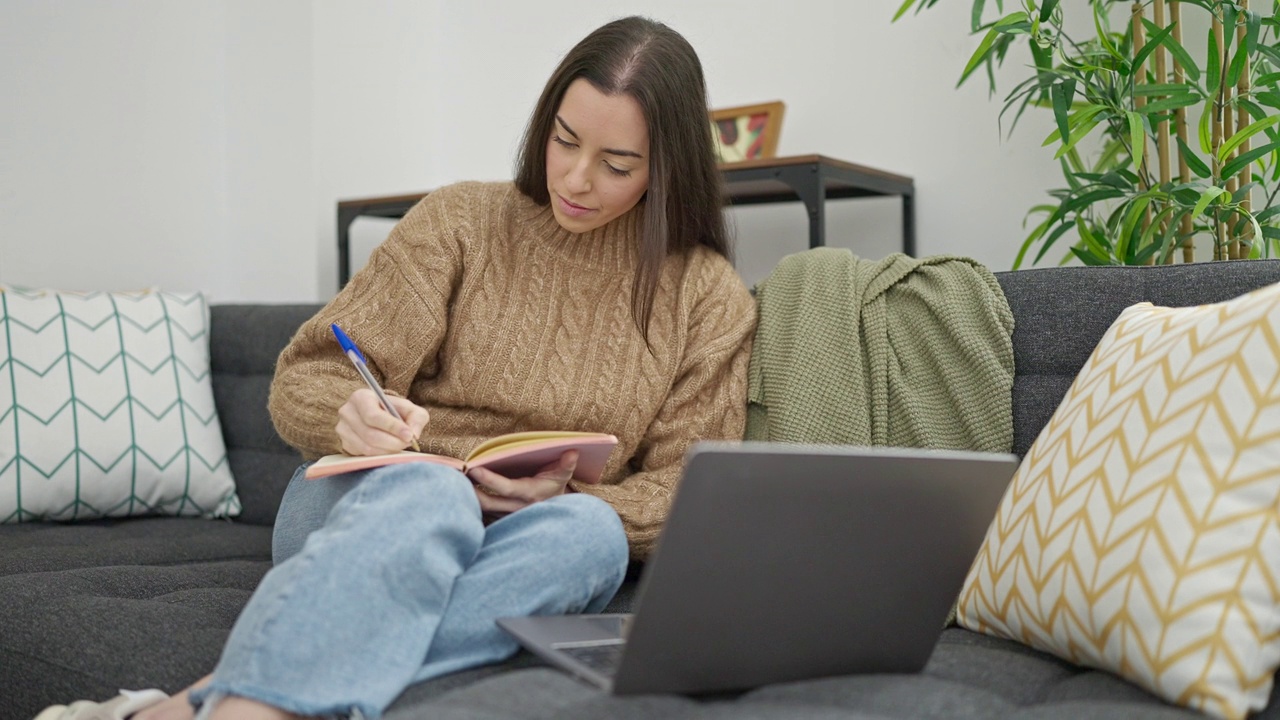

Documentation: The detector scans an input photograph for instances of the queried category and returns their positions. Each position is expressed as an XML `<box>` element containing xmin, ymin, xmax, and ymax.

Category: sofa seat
<box><xmin>382</xmin><ymin>629</ymin><xmax>1278</xmax><ymax>719</ymax></box>
<box><xmin>0</xmin><ymin>518</ymin><xmax>273</xmax><ymax>576</ymax></box>
<box><xmin>0</xmin><ymin>519</ymin><xmax>272</xmax><ymax>713</ymax></box>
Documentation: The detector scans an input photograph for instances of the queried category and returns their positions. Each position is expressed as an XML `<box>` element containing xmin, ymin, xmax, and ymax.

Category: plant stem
<box><xmin>1172</xmin><ymin>0</ymin><xmax>1195</xmax><ymax>262</ymax></box>
<box><xmin>1234</xmin><ymin>0</ymin><xmax>1252</xmax><ymax>259</ymax></box>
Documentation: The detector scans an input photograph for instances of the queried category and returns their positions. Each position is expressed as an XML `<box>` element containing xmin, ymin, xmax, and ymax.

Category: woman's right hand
<box><xmin>335</xmin><ymin>388</ymin><xmax>430</xmax><ymax>456</ymax></box>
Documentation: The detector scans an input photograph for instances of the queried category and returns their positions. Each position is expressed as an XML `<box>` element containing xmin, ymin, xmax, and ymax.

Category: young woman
<box><xmin>40</xmin><ymin>15</ymin><xmax>756</xmax><ymax>720</ymax></box>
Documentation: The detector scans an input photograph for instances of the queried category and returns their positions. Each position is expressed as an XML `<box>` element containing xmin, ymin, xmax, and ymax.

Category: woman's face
<box><xmin>545</xmin><ymin>78</ymin><xmax>650</xmax><ymax>234</ymax></box>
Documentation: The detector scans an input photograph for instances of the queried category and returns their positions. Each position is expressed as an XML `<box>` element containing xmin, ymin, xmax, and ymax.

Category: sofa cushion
<box><xmin>0</xmin><ymin>560</ymin><xmax>270</xmax><ymax>720</ymax></box>
<box><xmin>0</xmin><ymin>517</ymin><xmax>272</xmax><ymax>577</ymax></box>
<box><xmin>0</xmin><ymin>518</ymin><xmax>270</xmax><ymax>720</ymax></box>
<box><xmin>958</xmin><ymin>280</ymin><xmax>1280</xmax><ymax>719</ymax></box>
<box><xmin>0</xmin><ymin>287</ymin><xmax>239</xmax><ymax>523</ymax></box>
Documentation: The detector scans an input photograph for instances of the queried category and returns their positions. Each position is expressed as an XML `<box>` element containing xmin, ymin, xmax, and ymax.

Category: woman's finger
<box><xmin>534</xmin><ymin>449</ymin><xmax>579</xmax><ymax>479</ymax></box>
<box><xmin>387</xmin><ymin>395</ymin><xmax>430</xmax><ymax>440</ymax></box>
<box><xmin>351</xmin><ymin>390</ymin><xmax>413</xmax><ymax>440</ymax></box>
<box><xmin>468</xmin><ymin>467</ymin><xmax>535</xmax><ymax>501</ymax></box>
<box><xmin>337</xmin><ymin>389</ymin><xmax>415</xmax><ymax>455</ymax></box>
<box><xmin>474</xmin><ymin>486</ymin><xmax>529</xmax><ymax>514</ymax></box>
<box><xmin>467</xmin><ymin>449</ymin><xmax>582</xmax><ymax>512</ymax></box>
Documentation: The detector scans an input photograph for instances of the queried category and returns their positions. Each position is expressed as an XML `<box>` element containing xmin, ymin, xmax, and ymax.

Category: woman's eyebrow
<box><xmin>555</xmin><ymin>115</ymin><xmax>644</xmax><ymax>160</ymax></box>
<box><xmin>555</xmin><ymin>115</ymin><xmax>580</xmax><ymax>139</ymax></box>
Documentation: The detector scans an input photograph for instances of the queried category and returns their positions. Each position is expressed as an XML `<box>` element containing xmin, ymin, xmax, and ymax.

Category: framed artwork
<box><xmin>709</xmin><ymin>101</ymin><xmax>785</xmax><ymax>164</ymax></box>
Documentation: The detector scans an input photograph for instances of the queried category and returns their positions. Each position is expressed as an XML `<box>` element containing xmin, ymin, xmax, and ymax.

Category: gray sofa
<box><xmin>6</xmin><ymin>260</ymin><xmax>1280</xmax><ymax>720</ymax></box>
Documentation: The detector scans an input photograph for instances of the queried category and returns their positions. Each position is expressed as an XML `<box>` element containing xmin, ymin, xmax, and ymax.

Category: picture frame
<box><xmin>709</xmin><ymin>101</ymin><xmax>785</xmax><ymax>164</ymax></box>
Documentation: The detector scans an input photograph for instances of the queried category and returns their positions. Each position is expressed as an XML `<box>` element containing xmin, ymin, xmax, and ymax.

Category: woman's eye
<box><xmin>552</xmin><ymin>135</ymin><xmax>576</xmax><ymax>148</ymax></box>
<box><xmin>605</xmin><ymin>164</ymin><xmax>632</xmax><ymax>178</ymax></box>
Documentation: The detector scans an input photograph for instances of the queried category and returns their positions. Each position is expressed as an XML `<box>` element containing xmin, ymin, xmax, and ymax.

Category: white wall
<box><xmin>3</xmin><ymin>1</ymin><xmax>1068</xmax><ymax>302</ymax></box>
<box><xmin>0</xmin><ymin>0</ymin><xmax>312</xmax><ymax>302</ymax></box>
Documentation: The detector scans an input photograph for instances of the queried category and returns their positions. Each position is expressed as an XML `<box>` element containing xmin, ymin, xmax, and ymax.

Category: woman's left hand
<box><xmin>468</xmin><ymin>450</ymin><xmax>584</xmax><ymax>515</ymax></box>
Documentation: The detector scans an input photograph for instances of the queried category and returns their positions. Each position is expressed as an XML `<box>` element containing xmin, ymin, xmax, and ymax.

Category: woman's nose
<box><xmin>565</xmin><ymin>158</ymin><xmax>592</xmax><ymax>194</ymax></box>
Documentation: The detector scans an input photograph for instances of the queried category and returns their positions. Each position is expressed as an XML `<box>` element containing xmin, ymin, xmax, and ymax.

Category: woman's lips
<box><xmin>557</xmin><ymin>193</ymin><xmax>595</xmax><ymax>218</ymax></box>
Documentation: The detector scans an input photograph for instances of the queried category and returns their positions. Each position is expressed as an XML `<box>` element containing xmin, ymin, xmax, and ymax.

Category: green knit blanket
<box><xmin>746</xmin><ymin>248</ymin><xmax>1015</xmax><ymax>452</ymax></box>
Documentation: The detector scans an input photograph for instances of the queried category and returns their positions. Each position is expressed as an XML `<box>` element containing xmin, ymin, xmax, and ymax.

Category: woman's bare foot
<box><xmin>130</xmin><ymin>674</ymin><xmax>305</xmax><ymax>720</ymax></box>
<box><xmin>206</xmin><ymin>696</ymin><xmax>303</xmax><ymax>720</ymax></box>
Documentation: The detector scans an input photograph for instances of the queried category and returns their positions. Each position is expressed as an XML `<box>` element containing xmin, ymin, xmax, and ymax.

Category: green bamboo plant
<box><xmin>896</xmin><ymin>0</ymin><xmax>1280</xmax><ymax>267</ymax></box>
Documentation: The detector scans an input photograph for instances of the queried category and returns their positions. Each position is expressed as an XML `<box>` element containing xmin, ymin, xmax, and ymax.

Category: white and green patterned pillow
<box><xmin>0</xmin><ymin>286</ymin><xmax>240</xmax><ymax>522</ymax></box>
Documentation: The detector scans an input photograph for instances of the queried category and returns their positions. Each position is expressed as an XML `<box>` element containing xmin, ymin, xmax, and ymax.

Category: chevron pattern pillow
<box><xmin>956</xmin><ymin>281</ymin><xmax>1280</xmax><ymax>720</ymax></box>
<box><xmin>0</xmin><ymin>287</ymin><xmax>240</xmax><ymax>522</ymax></box>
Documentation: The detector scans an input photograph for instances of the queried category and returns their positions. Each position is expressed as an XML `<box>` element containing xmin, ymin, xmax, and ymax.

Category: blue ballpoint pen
<box><xmin>330</xmin><ymin>323</ymin><xmax>422</xmax><ymax>452</ymax></box>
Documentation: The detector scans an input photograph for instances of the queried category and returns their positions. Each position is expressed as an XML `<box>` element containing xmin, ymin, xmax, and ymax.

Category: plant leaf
<box><xmin>1052</xmin><ymin>80</ymin><xmax>1075</xmax><ymax>147</ymax></box>
<box><xmin>1227</xmin><ymin>43</ymin><xmax>1248</xmax><ymax>88</ymax></box>
<box><xmin>1233</xmin><ymin>181</ymin><xmax>1259</xmax><ymax>204</ymax></box>
<box><xmin>971</xmin><ymin>0</ymin><xmax>987</xmax><ymax>33</ymax></box>
<box><xmin>1207</xmin><ymin>26</ymin><xmax>1221</xmax><ymax>94</ymax></box>
<box><xmin>1192</xmin><ymin>186</ymin><xmax>1227</xmax><ymax>219</ymax></box>
<box><xmin>1222</xmin><ymin>4</ymin><xmax>1238</xmax><ymax>55</ymax></box>
<box><xmin>1028</xmin><ymin>220</ymin><xmax>1077</xmax><ymax>266</ymax></box>
<box><xmin>1256</xmin><ymin>204</ymin><xmax>1280</xmax><ymax>223</ymax></box>
<box><xmin>1116</xmin><ymin>195</ymin><xmax>1154</xmax><ymax>262</ymax></box>
<box><xmin>1133</xmin><ymin>24</ymin><xmax>1176</xmax><ymax>73</ymax></box>
<box><xmin>1256</xmin><ymin>91</ymin><xmax>1280</xmax><ymax>110</ymax></box>
<box><xmin>1070</xmin><ymin>245</ymin><xmax>1111</xmax><ymax>266</ymax></box>
<box><xmin>1141</xmin><ymin>206</ymin><xmax>1180</xmax><ymax>263</ymax></box>
<box><xmin>1042</xmin><ymin>103</ymin><xmax>1105</xmax><ymax>145</ymax></box>
<box><xmin>1222</xmin><ymin>141</ymin><xmax>1280</xmax><ymax>179</ymax></box>
<box><xmin>1039</xmin><ymin>0</ymin><xmax>1058</xmax><ymax>23</ymax></box>
<box><xmin>1065</xmin><ymin>145</ymin><xmax>1086</xmax><ymax>174</ymax></box>
<box><xmin>1148</xmin><ymin>20</ymin><xmax>1200</xmax><ymax>84</ymax></box>
<box><xmin>1199</xmin><ymin>97</ymin><xmax>1213</xmax><ymax>154</ymax></box>
<box><xmin>1015</xmin><ymin>214</ymin><xmax>1054</xmax><ymax>270</ymax></box>
<box><xmin>1259</xmin><ymin>42</ymin><xmax>1280</xmax><ymax>69</ymax></box>
<box><xmin>1055</xmin><ymin>187</ymin><xmax>1126</xmax><ymax>219</ymax></box>
<box><xmin>1076</xmin><ymin>217</ymin><xmax>1115</xmax><ymax>262</ymax></box>
<box><xmin>1133</xmin><ymin>240</ymin><xmax>1162</xmax><ymax>265</ymax></box>
<box><xmin>1245</xmin><ymin>10</ymin><xmax>1261</xmax><ymax>60</ymax></box>
<box><xmin>1127</xmin><ymin>111</ymin><xmax>1145</xmax><ymax>170</ymax></box>
<box><xmin>1054</xmin><ymin>116</ymin><xmax>1104</xmax><ymax>159</ymax></box>
<box><xmin>1137</xmin><ymin>94</ymin><xmax>1205</xmax><ymax>114</ymax></box>
<box><xmin>958</xmin><ymin>11</ymin><xmax>1029</xmax><ymax>88</ymax></box>
<box><xmin>1093</xmin><ymin>3</ymin><xmax>1122</xmax><ymax>61</ymax></box>
<box><xmin>1238</xmin><ymin>99</ymin><xmax>1268</xmax><ymax>123</ymax></box>
<box><xmin>1219</xmin><ymin>116</ymin><xmax>1280</xmax><ymax>161</ymax></box>
<box><xmin>892</xmin><ymin>0</ymin><xmax>919</xmax><ymax>22</ymax></box>
<box><xmin>1177</xmin><ymin>137</ymin><xmax>1213</xmax><ymax>178</ymax></box>
<box><xmin>1028</xmin><ymin>44</ymin><xmax>1054</xmax><ymax>98</ymax></box>
<box><xmin>1133</xmin><ymin>83</ymin><xmax>1197</xmax><ymax>96</ymax></box>
<box><xmin>959</xmin><ymin>27</ymin><xmax>1000</xmax><ymax>88</ymax></box>
<box><xmin>1245</xmin><ymin>209</ymin><xmax>1265</xmax><ymax>254</ymax></box>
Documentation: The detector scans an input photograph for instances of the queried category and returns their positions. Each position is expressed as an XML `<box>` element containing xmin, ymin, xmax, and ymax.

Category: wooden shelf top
<box><xmin>337</xmin><ymin>155</ymin><xmax>913</xmax><ymax>212</ymax></box>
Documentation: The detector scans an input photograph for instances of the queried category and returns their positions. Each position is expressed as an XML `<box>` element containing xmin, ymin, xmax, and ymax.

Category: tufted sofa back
<box><xmin>209</xmin><ymin>260</ymin><xmax>1280</xmax><ymax>524</ymax></box>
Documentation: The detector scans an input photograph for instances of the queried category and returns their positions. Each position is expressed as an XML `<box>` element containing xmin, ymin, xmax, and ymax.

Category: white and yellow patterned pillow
<box><xmin>957</xmin><ymin>280</ymin><xmax>1280</xmax><ymax>719</ymax></box>
<box><xmin>0</xmin><ymin>286</ymin><xmax>240</xmax><ymax>522</ymax></box>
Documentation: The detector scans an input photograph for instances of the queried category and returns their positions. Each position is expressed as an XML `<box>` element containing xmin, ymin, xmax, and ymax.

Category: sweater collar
<box><xmin>515</xmin><ymin>191</ymin><xmax>645</xmax><ymax>273</ymax></box>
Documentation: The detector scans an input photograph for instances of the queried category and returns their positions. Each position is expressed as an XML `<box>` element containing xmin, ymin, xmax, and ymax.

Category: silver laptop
<box><xmin>497</xmin><ymin>441</ymin><xmax>1018</xmax><ymax>695</ymax></box>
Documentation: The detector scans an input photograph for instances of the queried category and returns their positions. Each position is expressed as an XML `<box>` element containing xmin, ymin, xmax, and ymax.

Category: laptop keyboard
<box><xmin>556</xmin><ymin>641</ymin><xmax>626</xmax><ymax>676</ymax></box>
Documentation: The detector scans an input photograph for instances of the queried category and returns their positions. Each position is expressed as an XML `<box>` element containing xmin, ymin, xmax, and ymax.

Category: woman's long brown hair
<box><xmin>514</xmin><ymin>16</ymin><xmax>730</xmax><ymax>343</ymax></box>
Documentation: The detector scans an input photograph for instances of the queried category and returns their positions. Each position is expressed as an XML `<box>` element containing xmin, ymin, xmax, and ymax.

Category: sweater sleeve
<box><xmin>574</xmin><ymin>263</ymin><xmax>757</xmax><ymax>560</ymax></box>
<box><xmin>268</xmin><ymin>185</ymin><xmax>475</xmax><ymax>458</ymax></box>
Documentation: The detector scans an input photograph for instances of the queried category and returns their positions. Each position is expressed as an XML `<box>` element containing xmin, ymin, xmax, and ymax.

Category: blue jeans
<box><xmin>190</xmin><ymin>463</ymin><xmax>628</xmax><ymax>718</ymax></box>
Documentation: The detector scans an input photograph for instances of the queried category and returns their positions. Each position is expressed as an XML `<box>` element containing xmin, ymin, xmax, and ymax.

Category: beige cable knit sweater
<box><xmin>268</xmin><ymin>181</ymin><xmax>756</xmax><ymax>559</ymax></box>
